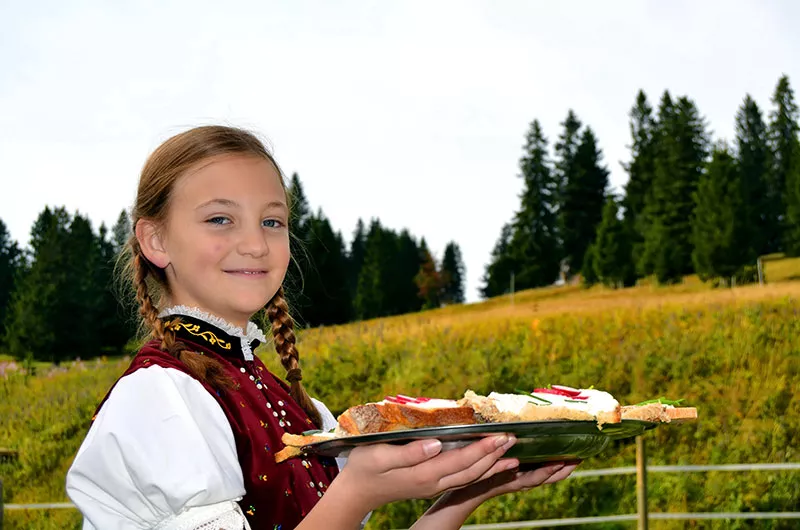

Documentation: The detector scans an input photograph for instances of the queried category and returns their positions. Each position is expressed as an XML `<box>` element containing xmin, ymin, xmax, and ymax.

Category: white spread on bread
<box><xmin>489</xmin><ymin>387</ymin><xmax>619</xmax><ymax>418</ymax></box>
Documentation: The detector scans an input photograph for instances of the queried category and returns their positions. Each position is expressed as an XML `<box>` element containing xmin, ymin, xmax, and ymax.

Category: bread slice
<box><xmin>274</xmin><ymin>397</ymin><xmax>478</xmax><ymax>462</ymax></box>
<box><xmin>621</xmin><ymin>403</ymin><xmax>698</xmax><ymax>423</ymax></box>
<box><xmin>337</xmin><ymin>399</ymin><xmax>477</xmax><ymax>435</ymax></box>
<box><xmin>275</xmin><ymin>432</ymin><xmax>338</xmax><ymax>463</ymax></box>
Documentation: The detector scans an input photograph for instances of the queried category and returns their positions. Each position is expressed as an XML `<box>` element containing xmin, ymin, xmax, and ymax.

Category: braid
<box><xmin>133</xmin><ymin>251</ymin><xmax>234</xmax><ymax>391</ymax></box>
<box><xmin>267</xmin><ymin>286</ymin><xmax>322</xmax><ymax>428</ymax></box>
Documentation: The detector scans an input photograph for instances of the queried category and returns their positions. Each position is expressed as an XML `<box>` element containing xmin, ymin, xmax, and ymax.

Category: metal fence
<box><xmin>3</xmin><ymin>440</ymin><xmax>800</xmax><ymax>529</ymax></box>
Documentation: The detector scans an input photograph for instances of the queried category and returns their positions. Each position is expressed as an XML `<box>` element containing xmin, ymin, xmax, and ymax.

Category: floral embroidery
<box><xmin>284</xmin><ymin>488</ymin><xmax>292</xmax><ymax>496</ymax></box>
<box><xmin>264</xmin><ymin>443</ymin><xmax>271</xmax><ymax>453</ymax></box>
<box><xmin>260</xmin><ymin>420</ymin><xmax>268</xmax><ymax>428</ymax></box>
<box><xmin>246</xmin><ymin>505</ymin><xmax>255</xmax><ymax>516</ymax></box>
<box><xmin>258</xmin><ymin>474</ymin><xmax>268</xmax><ymax>481</ymax></box>
<box><xmin>240</xmin><ymin>401</ymin><xmax>247</xmax><ymax>408</ymax></box>
<box><xmin>165</xmin><ymin>321</ymin><xmax>232</xmax><ymax>350</ymax></box>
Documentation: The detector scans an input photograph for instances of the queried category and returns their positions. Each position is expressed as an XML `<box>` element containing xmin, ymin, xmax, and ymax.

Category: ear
<box><xmin>135</xmin><ymin>219</ymin><xmax>170</xmax><ymax>269</ymax></box>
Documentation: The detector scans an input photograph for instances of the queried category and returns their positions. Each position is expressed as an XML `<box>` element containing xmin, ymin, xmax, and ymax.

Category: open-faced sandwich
<box><xmin>274</xmin><ymin>386</ymin><xmax>697</xmax><ymax>463</ymax></box>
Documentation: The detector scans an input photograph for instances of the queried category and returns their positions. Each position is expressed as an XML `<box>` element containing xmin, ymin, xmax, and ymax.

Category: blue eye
<box><xmin>207</xmin><ymin>216</ymin><xmax>230</xmax><ymax>225</ymax></box>
<box><xmin>263</xmin><ymin>219</ymin><xmax>284</xmax><ymax>228</ymax></box>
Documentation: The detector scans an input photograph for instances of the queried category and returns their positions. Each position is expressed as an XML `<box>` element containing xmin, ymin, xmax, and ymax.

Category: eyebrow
<box><xmin>195</xmin><ymin>199</ymin><xmax>287</xmax><ymax>211</ymax></box>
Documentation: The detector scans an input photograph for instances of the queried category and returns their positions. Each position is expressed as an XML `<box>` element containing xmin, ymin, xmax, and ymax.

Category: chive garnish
<box><xmin>632</xmin><ymin>397</ymin><xmax>685</xmax><ymax>407</ymax></box>
<box><xmin>514</xmin><ymin>388</ymin><xmax>552</xmax><ymax>405</ymax></box>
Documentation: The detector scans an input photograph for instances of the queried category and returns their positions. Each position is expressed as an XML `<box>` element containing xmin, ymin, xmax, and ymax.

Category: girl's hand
<box><xmin>406</xmin><ymin>460</ymin><xmax>581</xmax><ymax>530</ymax></box>
<box><xmin>332</xmin><ymin>434</ymin><xmax>518</xmax><ymax>512</ymax></box>
<box><xmin>447</xmin><ymin>460</ymin><xmax>581</xmax><ymax>504</ymax></box>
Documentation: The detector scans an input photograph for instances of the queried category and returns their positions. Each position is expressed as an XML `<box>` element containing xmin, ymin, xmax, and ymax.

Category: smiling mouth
<box><xmin>225</xmin><ymin>269</ymin><xmax>268</xmax><ymax>276</ymax></box>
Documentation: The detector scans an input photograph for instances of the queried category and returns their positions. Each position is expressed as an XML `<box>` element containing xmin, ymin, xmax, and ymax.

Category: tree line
<box><xmin>482</xmin><ymin>74</ymin><xmax>800</xmax><ymax>295</ymax></box>
<box><xmin>0</xmin><ymin>175</ymin><xmax>466</xmax><ymax>363</ymax></box>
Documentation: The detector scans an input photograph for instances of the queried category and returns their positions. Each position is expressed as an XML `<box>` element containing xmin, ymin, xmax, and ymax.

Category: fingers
<box><xmin>433</xmin><ymin>435</ymin><xmax>517</xmax><ymax>491</ymax></box>
<box><xmin>356</xmin><ymin>438</ymin><xmax>444</xmax><ymax>471</ymax></box>
<box><xmin>543</xmin><ymin>461</ymin><xmax>580</xmax><ymax>484</ymax></box>
<box><xmin>473</xmin><ymin>456</ymin><xmax>521</xmax><ymax>484</ymax></box>
<box><xmin>514</xmin><ymin>460</ymin><xmax>581</xmax><ymax>490</ymax></box>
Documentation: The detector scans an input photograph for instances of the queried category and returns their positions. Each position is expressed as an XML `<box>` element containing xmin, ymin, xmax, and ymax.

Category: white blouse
<box><xmin>65</xmin><ymin>365</ymin><xmax>344</xmax><ymax>530</ymax></box>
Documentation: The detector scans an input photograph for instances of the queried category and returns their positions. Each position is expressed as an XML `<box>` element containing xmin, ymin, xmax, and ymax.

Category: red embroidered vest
<box><xmin>91</xmin><ymin>314</ymin><xmax>339</xmax><ymax>530</ymax></box>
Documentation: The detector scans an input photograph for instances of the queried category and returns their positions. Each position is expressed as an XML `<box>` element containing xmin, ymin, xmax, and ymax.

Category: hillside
<box><xmin>1</xmin><ymin>258</ymin><xmax>799</xmax><ymax>529</ymax></box>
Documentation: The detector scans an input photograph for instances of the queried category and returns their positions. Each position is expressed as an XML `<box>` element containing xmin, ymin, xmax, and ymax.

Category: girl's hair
<box><xmin>119</xmin><ymin>125</ymin><xmax>322</xmax><ymax>428</ymax></box>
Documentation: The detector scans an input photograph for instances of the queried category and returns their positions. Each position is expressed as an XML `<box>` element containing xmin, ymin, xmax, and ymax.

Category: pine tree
<box><xmin>735</xmin><ymin>95</ymin><xmax>772</xmax><ymax>258</ymax></box>
<box><xmin>109</xmin><ymin>210</ymin><xmax>137</xmax><ymax>344</ymax></box>
<box><xmin>480</xmin><ymin>223</ymin><xmax>515</xmax><ymax>299</ymax></box>
<box><xmin>415</xmin><ymin>243</ymin><xmax>442</xmax><ymax>310</ymax></box>
<box><xmin>592</xmin><ymin>197</ymin><xmax>633</xmax><ymax>288</ymax></box>
<box><xmin>440</xmin><ymin>241</ymin><xmax>465</xmax><ymax>304</ymax></box>
<box><xmin>296</xmin><ymin>210</ymin><xmax>352</xmax><ymax>327</ymax></box>
<box><xmin>581</xmin><ymin>243</ymin><xmax>598</xmax><ymax>287</ymax></box>
<box><xmin>392</xmin><ymin>230</ymin><xmax>423</xmax><ymax>314</ymax></box>
<box><xmin>692</xmin><ymin>142</ymin><xmax>749</xmax><ymax>282</ymax></box>
<box><xmin>786</xmin><ymin>159</ymin><xmax>800</xmax><ymax>255</ymax></box>
<box><xmin>61</xmin><ymin>212</ymin><xmax>103</xmax><ymax>360</ymax></box>
<box><xmin>508</xmin><ymin>119</ymin><xmax>560</xmax><ymax>289</ymax></box>
<box><xmin>354</xmin><ymin>220</ymin><xmax>397</xmax><ymax>319</ymax></box>
<box><xmin>644</xmin><ymin>93</ymin><xmax>710</xmax><ymax>283</ymax></box>
<box><xmin>287</xmin><ymin>172</ymin><xmax>312</xmax><ymax>234</ymax></box>
<box><xmin>622</xmin><ymin>90</ymin><xmax>657</xmax><ymax>276</ymax></box>
<box><xmin>95</xmin><ymin>223</ymin><xmax>133</xmax><ymax>353</ymax></box>
<box><xmin>0</xmin><ymin>219</ymin><xmax>22</xmax><ymax>344</ymax></box>
<box><xmin>554</xmin><ymin>110</ymin><xmax>583</xmax><ymax>264</ymax></box>
<box><xmin>5</xmin><ymin>207</ymin><xmax>72</xmax><ymax>362</ymax></box>
<box><xmin>561</xmin><ymin>126</ymin><xmax>610</xmax><ymax>274</ymax></box>
<box><xmin>112</xmin><ymin>209</ymin><xmax>132</xmax><ymax>253</ymax></box>
<box><xmin>285</xmin><ymin>173</ymin><xmax>315</xmax><ymax>318</ymax></box>
<box><xmin>769</xmin><ymin>75</ymin><xmax>800</xmax><ymax>254</ymax></box>
<box><xmin>347</xmin><ymin>219</ymin><xmax>367</xmax><ymax>302</ymax></box>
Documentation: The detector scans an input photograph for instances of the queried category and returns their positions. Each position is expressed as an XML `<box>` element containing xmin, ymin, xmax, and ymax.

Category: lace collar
<box><xmin>158</xmin><ymin>305</ymin><xmax>267</xmax><ymax>360</ymax></box>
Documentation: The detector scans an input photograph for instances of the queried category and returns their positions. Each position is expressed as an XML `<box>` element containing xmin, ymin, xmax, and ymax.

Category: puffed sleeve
<box><xmin>65</xmin><ymin>365</ymin><xmax>251</xmax><ymax>530</ymax></box>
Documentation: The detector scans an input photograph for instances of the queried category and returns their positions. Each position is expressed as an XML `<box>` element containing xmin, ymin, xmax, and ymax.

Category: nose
<box><xmin>237</xmin><ymin>223</ymin><xmax>270</xmax><ymax>258</ymax></box>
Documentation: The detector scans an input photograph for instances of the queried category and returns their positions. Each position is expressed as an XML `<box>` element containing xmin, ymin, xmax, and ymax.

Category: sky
<box><xmin>1</xmin><ymin>0</ymin><xmax>799</xmax><ymax>303</ymax></box>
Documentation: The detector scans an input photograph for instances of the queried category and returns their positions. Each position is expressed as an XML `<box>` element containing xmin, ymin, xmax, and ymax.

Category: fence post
<box><xmin>757</xmin><ymin>257</ymin><xmax>764</xmax><ymax>285</ymax></box>
<box><xmin>636</xmin><ymin>436</ymin><xmax>648</xmax><ymax>530</ymax></box>
<box><xmin>1</xmin><ymin>476</ymin><xmax>4</xmax><ymax>530</ymax></box>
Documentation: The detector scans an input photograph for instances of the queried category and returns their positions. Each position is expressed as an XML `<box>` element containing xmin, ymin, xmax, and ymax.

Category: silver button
<box><xmin>249</xmin><ymin>375</ymin><xmax>255</xmax><ymax>381</ymax></box>
<box><xmin>279</xmin><ymin>420</ymin><xmax>285</xmax><ymax>427</ymax></box>
<box><xmin>256</xmin><ymin>384</ymin><xmax>263</xmax><ymax>390</ymax></box>
<box><xmin>267</xmin><ymin>403</ymin><xmax>272</xmax><ymax>408</ymax></box>
<box><xmin>278</xmin><ymin>401</ymin><xmax>284</xmax><ymax>406</ymax></box>
<box><xmin>280</xmin><ymin>410</ymin><xmax>286</xmax><ymax>416</ymax></box>
<box><xmin>240</xmin><ymin>367</ymin><xmax>246</xmax><ymax>373</ymax></box>
<box><xmin>286</xmin><ymin>421</ymin><xmax>292</xmax><ymax>426</ymax></box>
<box><xmin>318</xmin><ymin>481</ymin><xmax>324</xmax><ymax>488</ymax></box>
<box><xmin>273</xmin><ymin>411</ymin><xmax>278</xmax><ymax>417</ymax></box>
<box><xmin>309</xmin><ymin>481</ymin><xmax>314</xmax><ymax>487</ymax></box>
<box><xmin>317</xmin><ymin>491</ymin><xmax>322</xmax><ymax>497</ymax></box>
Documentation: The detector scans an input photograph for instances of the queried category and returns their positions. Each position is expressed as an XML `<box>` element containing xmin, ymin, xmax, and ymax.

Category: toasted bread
<box><xmin>337</xmin><ymin>401</ymin><xmax>477</xmax><ymax>435</ymax></box>
<box><xmin>621</xmin><ymin>404</ymin><xmax>698</xmax><ymax>423</ymax></box>
<box><xmin>275</xmin><ymin>432</ymin><xmax>338</xmax><ymax>463</ymax></box>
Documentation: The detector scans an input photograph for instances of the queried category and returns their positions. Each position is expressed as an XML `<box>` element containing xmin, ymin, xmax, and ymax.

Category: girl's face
<box><xmin>141</xmin><ymin>154</ymin><xmax>291</xmax><ymax>328</ymax></box>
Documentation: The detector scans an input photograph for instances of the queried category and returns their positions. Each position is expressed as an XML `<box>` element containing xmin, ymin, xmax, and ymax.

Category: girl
<box><xmin>65</xmin><ymin>125</ymin><xmax>578</xmax><ymax>530</ymax></box>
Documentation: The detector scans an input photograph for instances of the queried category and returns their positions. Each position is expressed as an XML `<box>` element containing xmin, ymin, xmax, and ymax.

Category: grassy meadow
<box><xmin>1</xmin><ymin>258</ymin><xmax>799</xmax><ymax>529</ymax></box>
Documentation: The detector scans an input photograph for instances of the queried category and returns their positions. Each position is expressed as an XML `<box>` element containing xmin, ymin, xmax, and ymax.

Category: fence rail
<box><xmin>3</xmin><ymin>440</ymin><xmax>799</xmax><ymax>529</ymax></box>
